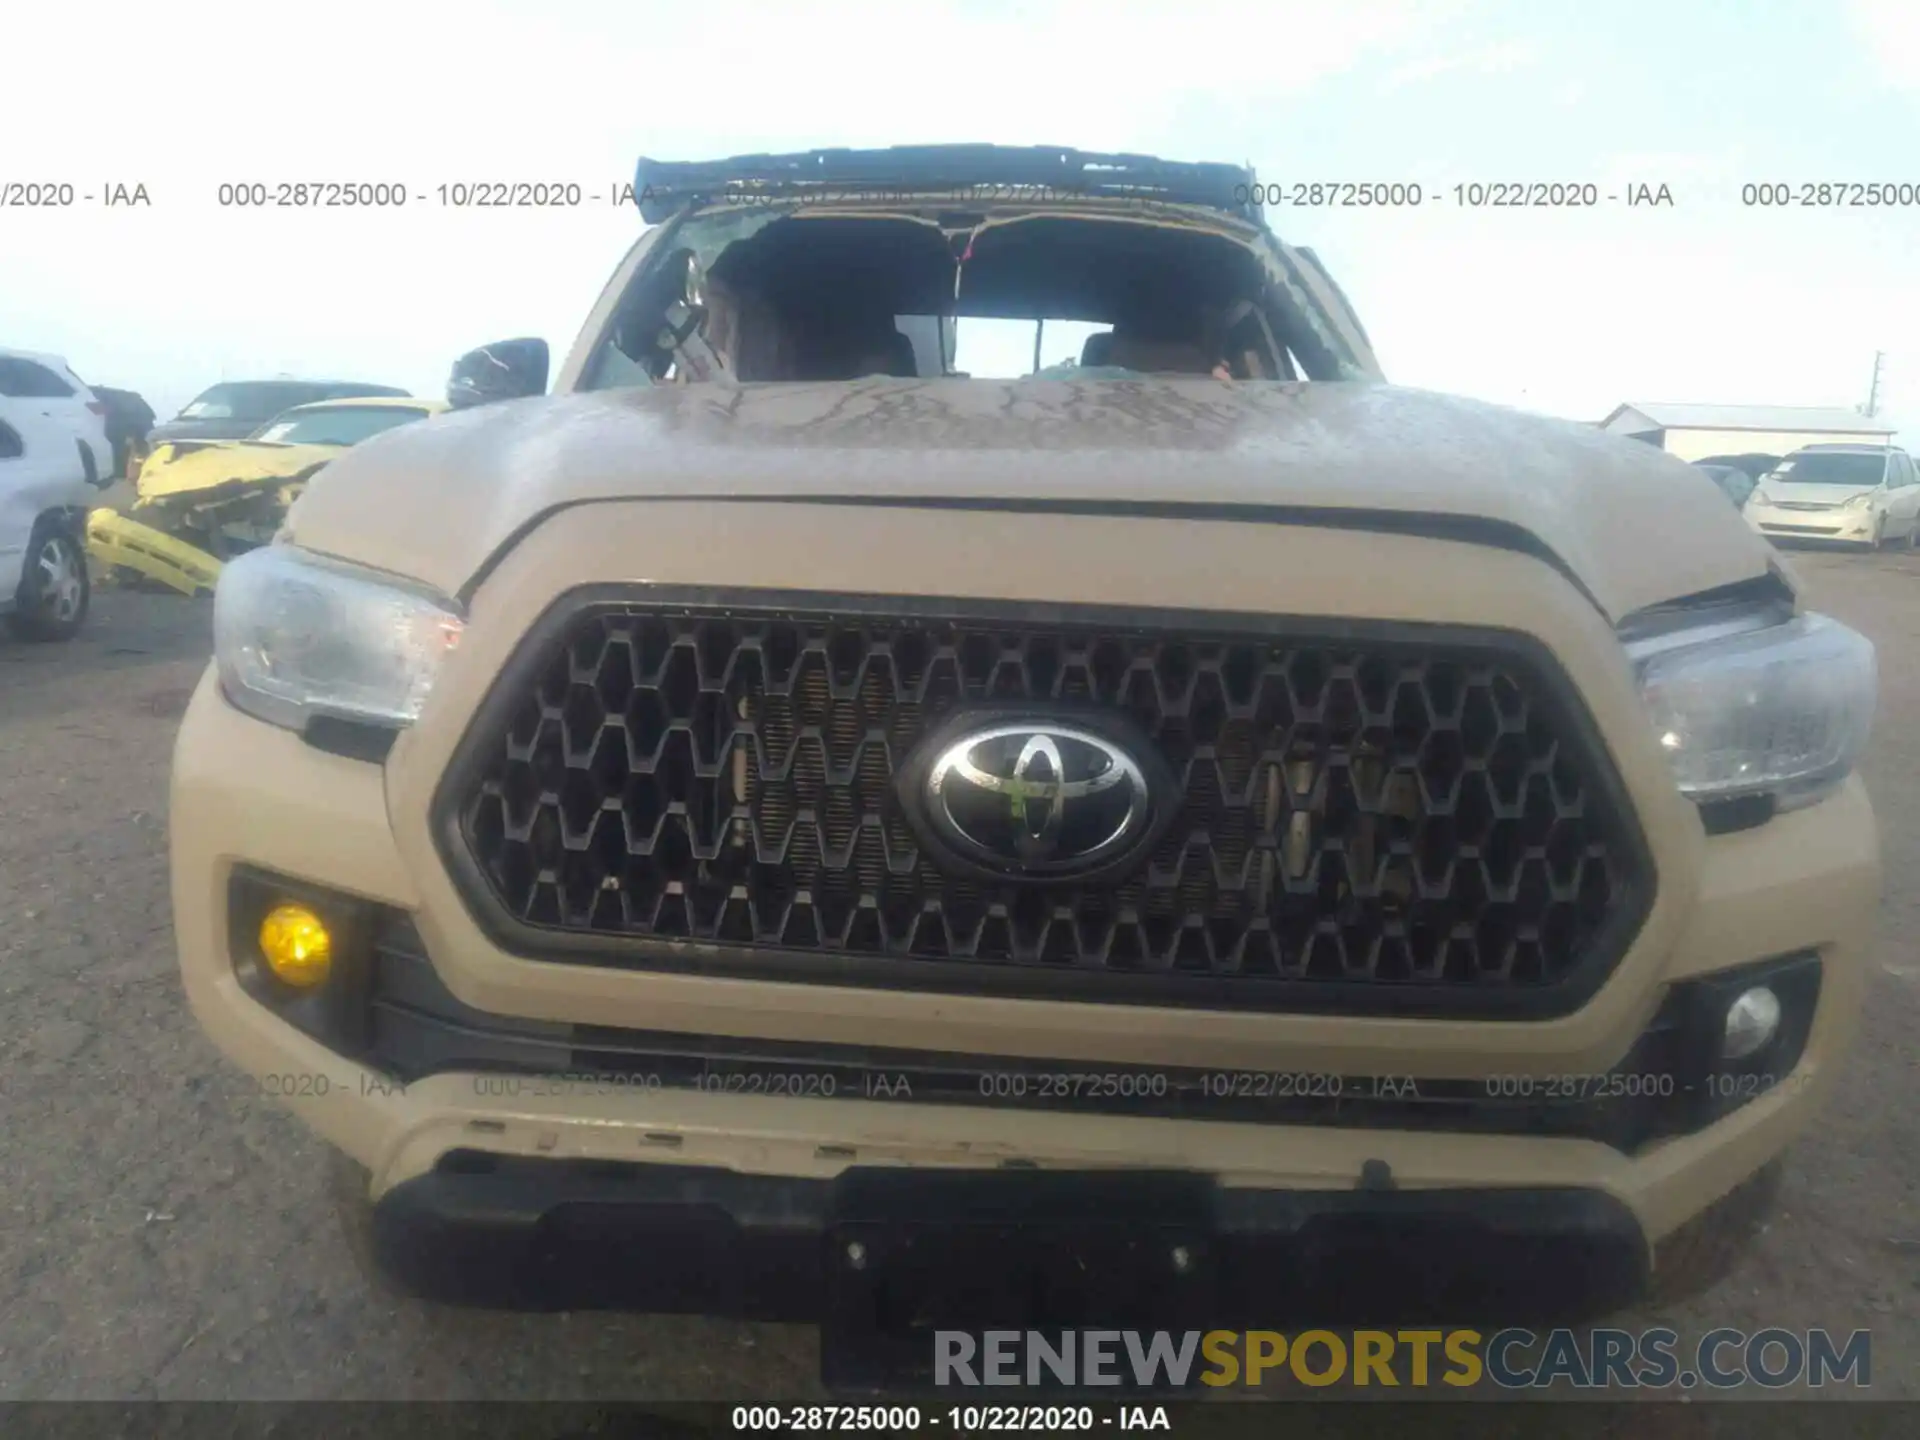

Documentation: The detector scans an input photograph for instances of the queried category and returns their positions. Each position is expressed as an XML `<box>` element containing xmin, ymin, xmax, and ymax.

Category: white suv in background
<box><xmin>0</xmin><ymin>348</ymin><xmax>111</xmax><ymax>640</ymax></box>
<box><xmin>1743</xmin><ymin>443</ymin><xmax>1920</xmax><ymax>550</ymax></box>
<box><xmin>0</xmin><ymin>349</ymin><xmax>113</xmax><ymax>486</ymax></box>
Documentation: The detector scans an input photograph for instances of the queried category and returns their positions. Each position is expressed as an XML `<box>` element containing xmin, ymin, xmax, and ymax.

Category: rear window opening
<box><xmin>589</xmin><ymin>210</ymin><xmax>1326</xmax><ymax>389</ymax></box>
<box><xmin>950</xmin><ymin>317</ymin><xmax>1112</xmax><ymax>380</ymax></box>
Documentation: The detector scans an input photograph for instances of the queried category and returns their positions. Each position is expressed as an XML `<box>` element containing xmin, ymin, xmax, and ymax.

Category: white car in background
<box><xmin>1743</xmin><ymin>443</ymin><xmax>1920</xmax><ymax>550</ymax></box>
<box><xmin>0</xmin><ymin>348</ymin><xmax>110</xmax><ymax>640</ymax></box>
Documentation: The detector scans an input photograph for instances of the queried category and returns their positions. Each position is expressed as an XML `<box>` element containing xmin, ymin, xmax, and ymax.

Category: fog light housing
<box><xmin>228</xmin><ymin>869</ymin><xmax>377</xmax><ymax>1060</ymax></box>
<box><xmin>1722</xmin><ymin>986</ymin><xmax>1782</xmax><ymax>1061</ymax></box>
<box><xmin>259</xmin><ymin>904</ymin><xmax>333</xmax><ymax>989</ymax></box>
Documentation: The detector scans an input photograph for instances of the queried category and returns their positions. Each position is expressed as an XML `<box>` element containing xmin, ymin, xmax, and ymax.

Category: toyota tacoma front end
<box><xmin>170</xmin><ymin>148</ymin><xmax>1880</xmax><ymax>1359</ymax></box>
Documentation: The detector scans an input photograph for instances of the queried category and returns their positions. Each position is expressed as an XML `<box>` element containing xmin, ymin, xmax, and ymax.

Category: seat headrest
<box><xmin>1105</xmin><ymin>333</ymin><xmax>1214</xmax><ymax>375</ymax></box>
<box><xmin>883</xmin><ymin>330</ymin><xmax>917</xmax><ymax>377</ymax></box>
<box><xmin>849</xmin><ymin>329</ymin><xmax>918</xmax><ymax>378</ymax></box>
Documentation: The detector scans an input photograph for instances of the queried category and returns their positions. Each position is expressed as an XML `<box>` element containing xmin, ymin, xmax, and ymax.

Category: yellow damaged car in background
<box><xmin>89</xmin><ymin>395</ymin><xmax>445</xmax><ymax>594</ymax></box>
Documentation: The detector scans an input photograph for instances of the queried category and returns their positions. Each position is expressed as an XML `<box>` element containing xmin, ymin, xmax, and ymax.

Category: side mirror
<box><xmin>447</xmin><ymin>338</ymin><xmax>549</xmax><ymax>410</ymax></box>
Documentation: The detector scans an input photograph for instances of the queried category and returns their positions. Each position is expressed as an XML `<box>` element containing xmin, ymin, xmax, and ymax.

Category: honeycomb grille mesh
<box><xmin>451</xmin><ymin>603</ymin><xmax>1643</xmax><ymax>1003</ymax></box>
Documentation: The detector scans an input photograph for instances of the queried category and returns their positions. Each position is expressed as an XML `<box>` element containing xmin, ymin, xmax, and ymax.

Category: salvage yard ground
<box><xmin>3</xmin><ymin>553</ymin><xmax>1917</xmax><ymax>1406</ymax></box>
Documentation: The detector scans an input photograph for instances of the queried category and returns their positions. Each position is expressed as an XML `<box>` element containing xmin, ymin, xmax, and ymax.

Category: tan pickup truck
<box><xmin>171</xmin><ymin>145</ymin><xmax>1879</xmax><ymax>1373</ymax></box>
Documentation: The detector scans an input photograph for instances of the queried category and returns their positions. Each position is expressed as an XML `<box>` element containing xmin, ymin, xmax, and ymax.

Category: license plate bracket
<box><xmin>819</xmin><ymin>1169</ymin><xmax>1218</xmax><ymax>1391</ymax></box>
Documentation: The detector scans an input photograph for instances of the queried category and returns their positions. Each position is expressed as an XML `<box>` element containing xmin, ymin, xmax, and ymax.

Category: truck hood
<box><xmin>286</xmin><ymin>378</ymin><xmax>1778</xmax><ymax>622</ymax></box>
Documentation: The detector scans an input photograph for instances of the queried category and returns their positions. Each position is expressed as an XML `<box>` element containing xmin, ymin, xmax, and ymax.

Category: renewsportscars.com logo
<box><xmin>934</xmin><ymin>1327</ymin><xmax>1872</xmax><ymax>1391</ymax></box>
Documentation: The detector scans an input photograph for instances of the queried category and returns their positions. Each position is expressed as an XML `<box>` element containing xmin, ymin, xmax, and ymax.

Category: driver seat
<box><xmin>1103</xmin><ymin>328</ymin><xmax>1215</xmax><ymax>375</ymax></box>
<box><xmin>851</xmin><ymin>329</ymin><xmax>918</xmax><ymax>378</ymax></box>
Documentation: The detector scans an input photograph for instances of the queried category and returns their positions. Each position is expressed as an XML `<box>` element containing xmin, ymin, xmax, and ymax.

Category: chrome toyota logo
<box><xmin>917</xmin><ymin>721</ymin><xmax>1157</xmax><ymax>877</ymax></box>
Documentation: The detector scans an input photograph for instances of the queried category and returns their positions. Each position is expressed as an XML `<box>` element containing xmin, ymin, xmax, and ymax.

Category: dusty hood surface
<box><xmin>286</xmin><ymin>379</ymin><xmax>1778</xmax><ymax>621</ymax></box>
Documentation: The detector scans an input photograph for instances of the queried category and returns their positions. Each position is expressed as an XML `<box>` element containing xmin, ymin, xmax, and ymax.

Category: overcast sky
<box><xmin>5</xmin><ymin>0</ymin><xmax>1916</xmax><ymax>445</ymax></box>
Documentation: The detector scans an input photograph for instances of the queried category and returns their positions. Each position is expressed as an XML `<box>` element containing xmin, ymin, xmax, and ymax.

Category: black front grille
<box><xmin>437</xmin><ymin>592</ymin><xmax>1651</xmax><ymax>1016</ymax></box>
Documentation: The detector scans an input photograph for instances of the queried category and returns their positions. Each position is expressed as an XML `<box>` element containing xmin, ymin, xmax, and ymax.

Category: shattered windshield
<box><xmin>583</xmin><ymin>203</ymin><xmax>1367</xmax><ymax>391</ymax></box>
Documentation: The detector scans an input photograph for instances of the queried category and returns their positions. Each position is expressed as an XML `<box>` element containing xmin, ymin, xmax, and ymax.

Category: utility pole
<box><xmin>1865</xmin><ymin>350</ymin><xmax>1885</xmax><ymax>418</ymax></box>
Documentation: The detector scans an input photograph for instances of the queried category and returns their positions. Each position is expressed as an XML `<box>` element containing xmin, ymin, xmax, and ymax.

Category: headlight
<box><xmin>1845</xmin><ymin>491</ymin><xmax>1876</xmax><ymax>509</ymax></box>
<box><xmin>213</xmin><ymin>545</ymin><xmax>464</xmax><ymax>732</ymax></box>
<box><xmin>1636</xmin><ymin>613</ymin><xmax>1874</xmax><ymax>807</ymax></box>
<box><xmin>1748</xmin><ymin>487</ymin><xmax>1772</xmax><ymax>506</ymax></box>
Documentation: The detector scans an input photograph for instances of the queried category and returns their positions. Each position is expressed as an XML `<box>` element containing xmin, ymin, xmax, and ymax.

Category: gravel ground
<box><xmin>2</xmin><ymin>554</ymin><xmax>1916</xmax><ymax>1410</ymax></box>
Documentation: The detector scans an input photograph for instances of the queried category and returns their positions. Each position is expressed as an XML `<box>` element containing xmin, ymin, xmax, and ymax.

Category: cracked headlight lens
<box><xmin>1636</xmin><ymin>613</ymin><xmax>1875</xmax><ymax>808</ymax></box>
<box><xmin>213</xmin><ymin>544</ymin><xmax>464</xmax><ymax>732</ymax></box>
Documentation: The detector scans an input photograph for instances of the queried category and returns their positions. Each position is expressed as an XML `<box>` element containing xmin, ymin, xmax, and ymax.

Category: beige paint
<box><xmin>172</xmin><ymin>499</ymin><xmax>1880</xmax><ymax>1249</ymax></box>
<box><xmin>1661</xmin><ymin>428</ymin><xmax>1890</xmax><ymax>463</ymax></box>
<box><xmin>283</xmin><ymin>378</ymin><xmax>1778</xmax><ymax>624</ymax></box>
<box><xmin>168</xmin><ymin>190</ymin><xmax>1881</xmax><ymax>1296</ymax></box>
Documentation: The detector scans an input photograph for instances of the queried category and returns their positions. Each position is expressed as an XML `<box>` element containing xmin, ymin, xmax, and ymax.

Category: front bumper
<box><xmin>375</xmin><ymin>1153</ymin><xmax>1647</xmax><ymax>1327</ymax></box>
<box><xmin>170</xmin><ymin>502</ymin><xmax>1882</xmax><ymax>1312</ymax></box>
<box><xmin>1746</xmin><ymin>504</ymin><xmax>1876</xmax><ymax>543</ymax></box>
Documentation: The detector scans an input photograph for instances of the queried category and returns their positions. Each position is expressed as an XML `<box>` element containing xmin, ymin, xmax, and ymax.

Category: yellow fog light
<box><xmin>259</xmin><ymin>904</ymin><xmax>333</xmax><ymax>988</ymax></box>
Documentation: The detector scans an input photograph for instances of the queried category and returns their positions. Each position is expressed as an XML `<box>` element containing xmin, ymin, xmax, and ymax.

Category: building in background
<box><xmin>1599</xmin><ymin>402</ymin><xmax>1894</xmax><ymax>463</ymax></box>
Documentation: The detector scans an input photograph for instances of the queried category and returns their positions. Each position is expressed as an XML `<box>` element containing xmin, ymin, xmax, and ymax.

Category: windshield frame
<box><xmin>568</xmin><ymin>196</ymin><xmax>1380</xmax><ymax>394</ymax></box>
